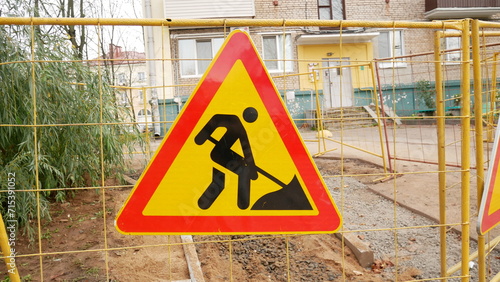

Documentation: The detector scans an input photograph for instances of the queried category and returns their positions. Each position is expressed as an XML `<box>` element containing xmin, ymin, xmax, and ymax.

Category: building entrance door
<box><xmin>322</xmin><ymin>58</ymin><xmax>353</xmax><ymax>108</ymax></box>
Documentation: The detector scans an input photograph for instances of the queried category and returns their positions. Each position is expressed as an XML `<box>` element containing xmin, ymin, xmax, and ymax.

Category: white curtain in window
<box><xmin>179</xmin><ymin>39</ymin><xmax>196</xmax><ymax>76</ymax></box>
<box><xmin>379</xmin><ymin>32</ymin><xmax>391</xmax><ymax>58</ymax></box>
<box><xmin>277</xmin><ymin>35</ymin><xmax>293</xmax><ymax>72</ymax></box>
<box><xmin>331</xmin><ymin>0</ymin><xmax>343</xmax><ymax>20</ymax></box>
<box><xmin>212</xmin><ymin>38</ymin><xmax>224</xmax><ymax>54</ymax></box>
<box><xmin>263</xmin><ymin>34</ymin><xmax>292</xmax><ymax>72</ymax></box>
<box><xmin>318</xmin><ymin>0</ymin><xmax>343</xmax><ymax>20</ymax></box>
<box><xmin>196</xmin><ymin>40</ymin><xmax>212</xmax><ymax>74</ymax></box>
<box><xmin>378</xmin><ymin>30</ymin><xmax>403</xmax><ymax>59</ymax></box>
<box><xmin>393</xmin><ymin>30</ymin><xmax>403</xmax><ymax>57</ymax></box>
<box><xmin>179</xmin><ymin>38</ymin><xmax>224</xmax><ymax>77</ymax></box>
<box><xmin>263</xmin><ymin>36</ymin><xmax>278</xmax><ymax>70</ymax></box>
<box><xmin>445</xmin><ymin>36</ymin><xmax>461</xmax><ymax>62</ymax></box>
<box><xmin>319</xmin><ymin>7</ymin><xmax>331</xmax><ymax>20</ymax></box>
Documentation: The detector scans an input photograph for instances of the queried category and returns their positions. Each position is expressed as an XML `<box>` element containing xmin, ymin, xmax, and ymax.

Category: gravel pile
<box><xmin>324</xmin><ymin>175</ymin><xmax>500</xmax><ymax>281</ymax></box>
<box><xmin>194</xmin><ymin>158</ymin><xmax>500</xmax><ymax>281</ymax></box>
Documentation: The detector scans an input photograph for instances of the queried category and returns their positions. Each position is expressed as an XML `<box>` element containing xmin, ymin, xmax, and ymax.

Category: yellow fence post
<box><xmin>0</xmin><ymin>214</ymin><xmax>20</xmax><ymax>281</ymax></box>
<box><xmin>460</xmin><ymin>19</ymin><xmax>471</xmax><ymax>282</ymax></box>
<box><xmin>472</xmin><ymin>19</ymin><xmax>486</xmax><ymax>282</ymax></box>
<box><xmin>369</xmin><ymin>62</ymin><xmax>389</xmax><ymax>175</ymax></box>
<box><xmin>434</xmin><ymin>29</ymin><xmax>448</xmax><ymax>281</ymax></box>
<box><xmin>312</xmin><ymin>71</ymin><xmax>325</xmax><ymax>155</ymax></box>
<box><xmin>491</xmin><ymin>53</ymin><xmax>499</xmax><ymax>143</ymax></box>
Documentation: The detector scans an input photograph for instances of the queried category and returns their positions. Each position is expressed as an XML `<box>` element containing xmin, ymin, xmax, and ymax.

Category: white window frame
<box><xmin>377</xmin><ymin>30</ymin><xmax>407</xmax><ymax>69</ymax></box>
<box><xmin>138</xmin><ymin>90</ymin><xmax>144</xmax><ymax>104</ymax></box>
<box><xmin>138</xmin><ymin>72</ymin><xmax>146</xmax><ymax>82</ymax></box>
<box><xmin>443</xmin><ymin>34</ymin><xmax>461</xmax><ymax>64</ymax></box>
<box><xmin>138</xmin><ymin>109</ymin><xmax>152</xmax><ymax>116</ymax></box>
<box><xmin>178</xmin><ymin>37</ymin><xmax>224</xmax><ymax>78</ymax></box>
<box><xmin>117</xmin><ymin>73</ymin><xmax>126</xmax><ymax>85</ymax></box>
<box><xmin>262</xmin><ymin>33</ymin><xmax>294</xmax><ymax>73</ymax></box>
<box><xmin>120</xmin><ymin>91</ymin><xmax>129</xmax><ymax>106</ymax></box>
<box><xmin>318</xmin><ymin>0</ymin><xmax>344</xmax><ymax>21</ymax></box>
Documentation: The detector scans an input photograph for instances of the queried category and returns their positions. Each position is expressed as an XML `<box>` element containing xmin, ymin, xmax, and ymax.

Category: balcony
<box><xmin>425</xmin><ymin>0</ymin><xmax>500</xmax><ymax>19</ymax></box>
<box><xmin>164</xmin><ymin>0</ymin><xmax>255</xmax><ymax>20</ymax></box>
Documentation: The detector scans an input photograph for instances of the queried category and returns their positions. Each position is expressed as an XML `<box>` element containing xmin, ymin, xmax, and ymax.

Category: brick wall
<box><xmin>254</xmin><ymin>0</ymin><xmax>318</xmax><ymax>20</ymax></box>
<box><xmin>168</xmin><ymin>0</ymin><xmax>317</xmax><ymax>96</ymax></box>
<box><xmin>168</xmin><ymin>1</ymin><xmax>483</xmax><ymax>99</ymax></box>
<box><xmin>346</xmin><ymin>0</ymin><xmax>426</xmax><ymax>21</ymax></box>
<box><xmin>169</xmin><ymin>26</ymin><xmax>301</xmax><ymax>97</ymax></box>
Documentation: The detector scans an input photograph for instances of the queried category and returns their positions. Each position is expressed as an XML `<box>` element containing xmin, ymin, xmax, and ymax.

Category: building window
<box><xmin>378</xmin><ymin>30</ymin><xmax>406</xmax><ymax>68</ymax></box>
<box><xmin>138</xmin><ymin>90</ymin><xmax>144</xmax><ymax>104</ymax></box>
<box><xmin>318</xmin><ymin>0</ymin><xmax>344</xmax><ymax>20</ymax></box>
<box><xmin>138</xmin><ymin>72</ymin><xmax>146</xmax><ymax>81</ymax></box>
<box><xmin>262</xmin><ymin>34</ymin><xmax>293</xmax><ymax>73</ymax></box>
<box><xmin>120</xmin><ymin>91</ymin><xmax>129</xmax><ymax>106</ymax></box>
<box><xmin>138</xmin><ymin>109</ymin><xmax>151</xmax><ymax>116</ymax></box>
<box><xmin>444</xmin><ymin>35</ymin><xmax>461</xmax><ymax>63</ymax></box>
<box><xmin>179</xmin><ymin>38</ymin><xmax>224</xmax><ymax>77</ymax></box>
<box><xmin>118</xmin><ymin>73</ymin><xmax>126</xmax><ymax>85</ymax></box>
<box><xmin>137</xmin><ymin>109</ymin><xmax>152</xmax><ymax>132</ymax></box>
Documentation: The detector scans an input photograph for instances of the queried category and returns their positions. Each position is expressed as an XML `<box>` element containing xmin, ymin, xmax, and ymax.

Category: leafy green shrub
<box><xmin>0</xmin><ymin>27</ymin><xmax>133</xmax><ymax>240</ymax></box>
<box><xmin>415</xmin><ymin>80</ymin><xmax>436</xmax><ymax>109</ymax></box>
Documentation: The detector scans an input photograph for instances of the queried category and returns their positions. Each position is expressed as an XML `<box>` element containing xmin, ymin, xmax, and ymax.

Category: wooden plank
<box><xmin>381</xmin><ymin>105</ymin><xmax>402</xmax><ymax>125</ymax></box>
<box><xmin>181</xmin><ymin>235</ymin><xmax>206</xmax><ymax>282</ymax></box>
<box><xmin>362</xmin><ymin>105</ymin><xmax>379</xmax><ymax>124</ymax></box>
<box><xmin>362</xmin><ymin>105</ymin><xmax>402</xmax><ymax>125</ymax></box>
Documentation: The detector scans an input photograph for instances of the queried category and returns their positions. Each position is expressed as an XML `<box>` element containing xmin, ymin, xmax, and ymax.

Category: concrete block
<box><xmin>335</xmin><ymin>232</ymin><xmax>374</xmax><ymax>268</ymax></box>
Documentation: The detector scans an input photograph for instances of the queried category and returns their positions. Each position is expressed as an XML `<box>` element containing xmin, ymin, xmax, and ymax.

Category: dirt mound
<box><xmin>194</xmin><ymin>234</ymin><xmax>387</xmax><ymax>281</ymax></box>
<box><xmin>11</xmin><ymin>156</ymin><xmax>492</xmax><ymax>281</ymax></box>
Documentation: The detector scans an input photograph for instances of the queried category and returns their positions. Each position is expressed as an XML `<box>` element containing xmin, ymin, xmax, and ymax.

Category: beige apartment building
<box><xmin>90</xmin><ymin>44</ymin><xmax>152</xmax><ymax>132</ymax></box>
<box><xmin>142</xmin><ymin>0</ymin><xmax>500</xmax><ymax>131</ymax></box>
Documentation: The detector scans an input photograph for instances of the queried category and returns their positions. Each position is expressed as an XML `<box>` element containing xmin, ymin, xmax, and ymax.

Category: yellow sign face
<box><xmin>489</xmin><ymin>166</ymin><xmax>500</xmax><ymax>214</ymax></box>
<box><xmin>115</xmin><ymin>30</ymin><xmax>342</xmax><ymax>234</ymax></box>
<box><xmin>143</xmin><ymin>60</ymin><xmax>318</xmax><ymax>217</ymax></box>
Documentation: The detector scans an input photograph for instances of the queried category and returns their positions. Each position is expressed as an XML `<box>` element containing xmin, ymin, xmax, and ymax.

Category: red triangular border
<box><xmin>479</xmin><ymin>118</ymin><xmax>500</xmax><ymax>234</ymax></box>
<box><xmin>115</xmin><ymin>31</ymin><xmax>342</xmax><ymax>234</ymax></box>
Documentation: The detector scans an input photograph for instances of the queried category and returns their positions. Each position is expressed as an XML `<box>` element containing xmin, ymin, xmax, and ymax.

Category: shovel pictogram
<box><xmin>195</xmin><ymin>107</ymin><xmax>313</xmax><ymax>211</ymax></box>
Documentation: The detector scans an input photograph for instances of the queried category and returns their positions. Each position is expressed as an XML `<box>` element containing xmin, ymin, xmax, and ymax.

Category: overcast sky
<box><xmin>0</xmin><ymin>0</ymin><xmax>146</xmax><ymax>58</ymax></box>
<box><xmin>87</xmin><ymin>0</ymin><xmax>145</xmax><ymax>58</ymax></box>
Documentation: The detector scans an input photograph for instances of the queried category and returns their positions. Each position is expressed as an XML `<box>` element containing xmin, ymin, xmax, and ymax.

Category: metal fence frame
<box><xmin>1</xmin><ymin>16</ymin><xmax>500</xmax><ymax>281</ymax></box>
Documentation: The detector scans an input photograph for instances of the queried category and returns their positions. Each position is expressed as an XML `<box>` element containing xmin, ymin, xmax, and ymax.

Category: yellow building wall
<box><xmin>297</xmin><ymin>42</ymin><xmax>374</xmax><ymax>91</ymax></box>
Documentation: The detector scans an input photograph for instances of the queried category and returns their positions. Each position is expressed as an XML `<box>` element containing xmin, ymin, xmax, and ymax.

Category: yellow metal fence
<box><xmin>1</xmin><ymin>17</ymin><xmax>500</xmax><ymax>281</ymax></box>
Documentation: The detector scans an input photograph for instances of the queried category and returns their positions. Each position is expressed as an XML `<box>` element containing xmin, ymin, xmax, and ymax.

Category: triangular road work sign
<box><xmin>115</xmin><ymin>30</ymin><xmax>342</xmax><ymax>234</ymax></box>
<box><xmin>479</xmin><ymin>119</ymin><xmax>500</xmax><ymax>234</ymax></box>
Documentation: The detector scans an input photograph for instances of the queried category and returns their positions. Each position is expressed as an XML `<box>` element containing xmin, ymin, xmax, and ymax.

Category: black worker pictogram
<box><xmin>195</xmin><ymin>107</ymin><xmax>313</xmax><ymax>211</ymax></box>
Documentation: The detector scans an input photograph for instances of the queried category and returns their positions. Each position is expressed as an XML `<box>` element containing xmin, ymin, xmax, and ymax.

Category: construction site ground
<box><xmin>8</xmin><ymin>123</ymin><xmax>500</xmax><ymax>281</ymax></box>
